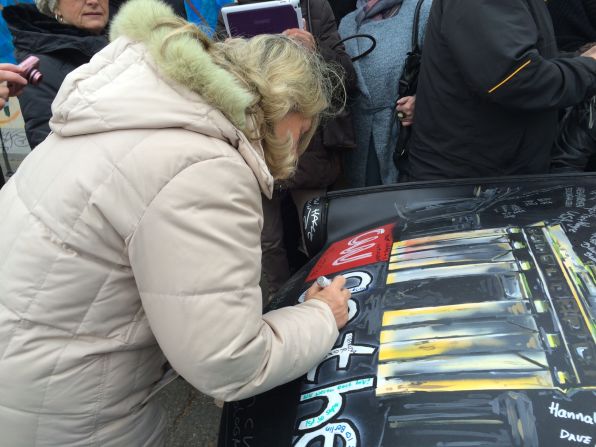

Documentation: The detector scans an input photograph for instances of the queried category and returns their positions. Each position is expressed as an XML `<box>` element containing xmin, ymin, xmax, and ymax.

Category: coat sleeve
<box><xmin>128</xmin><ymin>155</ymin><xmax>338</xmax><ymax>401</ymax></box>
<box><xmin>442</xmin><ymin>0</ymin><xmax>596</xmax><ymax>110</ymax></box>
<box><xmin>312</xmin><ymin>0</ymin><xmax>357</xmax><ymax>93</ymax></box>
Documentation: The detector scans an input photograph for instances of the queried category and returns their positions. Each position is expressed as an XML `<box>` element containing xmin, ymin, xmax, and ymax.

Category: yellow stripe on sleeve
<box><xmin>488</xmin><ymin>59</ymin><xmax>531</xmax><ymax>94</ymax></box>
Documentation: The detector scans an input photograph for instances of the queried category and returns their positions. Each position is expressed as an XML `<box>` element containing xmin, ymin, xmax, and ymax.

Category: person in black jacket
<box><xmin>405</xmin><ymin>0</ymin><xmax>596</xmax><ymax>181</ymax></box>
<box><xmin>216</xmin><ymin>0</ymin><xmax>357</xmax><ymax>299</ymax></box>
<box><xmin>3</xmin><ymin>0</ymin><xmax>109</xmax><ymax>149</ymax></box>
<box><xmin>2</xmin><ymin>0</ymin><xmax>187</xmax><ymax>151</ymax></box>
<box><xmin>546</xmin><ymin>0</ymin><xmax>596</xmax><ymax>173</ymax></box>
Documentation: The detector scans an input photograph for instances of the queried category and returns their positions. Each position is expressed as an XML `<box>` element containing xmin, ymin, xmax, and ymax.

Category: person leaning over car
<box><xmin>405</xmin><ymin>0</ymin><xmax>596</xmax><ymax>181</ymax></box>
<box><xmin>0</xmin><ymin>0</ymin><xmax>351</xmax><ymax>445</ymax></box>
<box><xmin>215</xmin><ymin>0</ymin><xmax>358</xmax><ymax>300</ymax></box>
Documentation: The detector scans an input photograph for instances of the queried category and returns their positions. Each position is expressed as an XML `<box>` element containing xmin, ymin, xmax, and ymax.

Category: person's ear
<box><xmin>54</xmin><ymin>6</ymin><xmax>65</xmax><ymax>24</ymax></box>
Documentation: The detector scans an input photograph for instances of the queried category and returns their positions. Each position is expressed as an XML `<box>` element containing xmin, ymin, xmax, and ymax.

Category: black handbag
<box><xmin>392</xmin><ymin>0</ymin><xmax>426</xmax><ymax>171</ymax></box>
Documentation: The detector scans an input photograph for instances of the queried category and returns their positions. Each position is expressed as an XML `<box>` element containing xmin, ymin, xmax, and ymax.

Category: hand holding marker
<box><xmin>305</xmin><ymin>275</ymin><xmax>351</xmax><ymax>329</ymax></box>
<box><xmin>316</xmin><ymin>275</ymin><xmax>332</xmax><ymax>288</ymax></box>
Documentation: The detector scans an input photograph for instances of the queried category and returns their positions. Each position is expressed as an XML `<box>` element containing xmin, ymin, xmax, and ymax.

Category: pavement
<box><xmin>158</xmin><ymin>378</ymin><xmax>222</xmax><ymax>447</ymax></box>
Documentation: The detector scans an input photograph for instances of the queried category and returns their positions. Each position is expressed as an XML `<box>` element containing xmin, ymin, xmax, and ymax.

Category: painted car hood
<box><xmin>219</xmin><ymin>173</ymin><xmax>596</xmax><ymax>447</ymax></box>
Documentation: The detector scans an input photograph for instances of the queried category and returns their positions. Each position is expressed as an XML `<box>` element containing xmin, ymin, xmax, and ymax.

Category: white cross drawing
<box><xmin>307</xmin><ymin>332</ymin><xmax>376</xmax><ymax>382</ymax></box>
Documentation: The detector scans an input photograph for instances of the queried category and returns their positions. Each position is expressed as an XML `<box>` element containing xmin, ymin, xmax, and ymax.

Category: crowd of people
<box><xmin>0</xmin><ymin>0</ymin><xmax>595</xmax><ymax>444</ymax></box>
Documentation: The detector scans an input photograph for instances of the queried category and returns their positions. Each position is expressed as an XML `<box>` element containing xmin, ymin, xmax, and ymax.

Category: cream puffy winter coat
<box><xmin>0</xmin><ymin>0</ymin><xmax>338</xmax><ymax>445</ymax></box>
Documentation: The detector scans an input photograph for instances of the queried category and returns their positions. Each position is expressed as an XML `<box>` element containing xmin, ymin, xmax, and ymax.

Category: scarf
<box><xmin>355</xmin><ymin>0</ymin><xmax>404</xmax><ymax>25</ymax></box>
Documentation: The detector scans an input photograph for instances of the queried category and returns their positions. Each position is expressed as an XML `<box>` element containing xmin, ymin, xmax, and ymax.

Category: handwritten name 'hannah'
<box><xmin>549</xmin><ymin>402</ymin><xmax>595</xmax><ymax>425</ymax></box>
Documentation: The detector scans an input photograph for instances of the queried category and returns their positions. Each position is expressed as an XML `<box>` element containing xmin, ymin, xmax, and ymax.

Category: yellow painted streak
<box><xmin>545</xmin><ymin>333</ymin><xmax>561</xmax><ymax>348</ymax></box>
<box><xmin>379</xmin><ymin>337</ymin><xmax>475</xmax><ymax>361</ymax></box>
<box><xmin>381</xmin><ymin>301</ymin><xmax>526</xmax><ymax>327</ymax></box>
<box><xmin>557</xmin><ymin>371</ymin><xmax>570</xmax><ymax>385</ymax></box>
<box><xmin>380</xmin><ymin>335</ymin><xmax>541</xmax><ymax>361</ymax></box>
<box><xmin>376</xmin><ymin>373</ymin><xmax>553</xmax><ymax>396</ymax></box>
<box><xmin>386</xmin><ymin>271</ymin><xmax>398</xmax><ymax>285</ymax></box>
<box><xmin>488</xmin><ymin>60</ymin><xmax>531</xmax><ymax>93</ymax></box>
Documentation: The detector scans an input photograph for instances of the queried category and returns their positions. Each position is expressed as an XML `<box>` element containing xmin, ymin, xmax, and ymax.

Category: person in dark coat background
<box><xmin>3</xmin><ymin>0</ymin><xmax>186</xmax><ymax>151</ymax></box>
<box><xmin>547</xmin><ymin>0</ymin><xmax>596</xmax><ymax>53</ymax></box>
<box><xmin>2</xmin><ymin>0</ymin><xmax>110</xmax><ymax>150</ymax></box>
<box><xmin>217</xmin><ymin>0</ymin><xmax>358</xmax><ymax>299</ymax></box>
<box><xmin>406</xmin><ymin>0</ymin><xmax>596</xmax><ymax>181</ymax></box>
<box><xmin>547</xmin><ymin>0</ymin><xmax>596</xmax><ymax>173</ymax></box>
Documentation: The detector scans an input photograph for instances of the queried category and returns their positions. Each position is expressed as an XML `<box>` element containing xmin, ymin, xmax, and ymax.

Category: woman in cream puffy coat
<box><xmin>0</xmin><ymin>0</ymin><xmax>351</xmax><ymax>445</ymax></box>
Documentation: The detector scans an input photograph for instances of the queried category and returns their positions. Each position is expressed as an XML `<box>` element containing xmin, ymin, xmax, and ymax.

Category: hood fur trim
<box><xmin>109</xmin><ymin>0</ymin><xmax>254</xmax><ymax>129</ymax></box>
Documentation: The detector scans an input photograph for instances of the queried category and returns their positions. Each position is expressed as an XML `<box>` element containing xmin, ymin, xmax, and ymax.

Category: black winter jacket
<box><xmin>216</xmin><ymin>0</ymin><xmax>358</xmax><ymax>189</ymax></box>
<box><xmin>407</xmin><ymin>0</ymin><xmax>596</xmax><ymax>181</ymax></box>
<box><xmin>3</xmin><ymin>4</ymin><xmax>108</xmax><ymax>149</ymax></box>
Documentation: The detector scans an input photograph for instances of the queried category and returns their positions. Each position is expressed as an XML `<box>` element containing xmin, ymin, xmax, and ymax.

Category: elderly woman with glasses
<box><xmin>2</xmin><ymin>0</ymin><xmax>110</xmax><ymax>149</ymax></box>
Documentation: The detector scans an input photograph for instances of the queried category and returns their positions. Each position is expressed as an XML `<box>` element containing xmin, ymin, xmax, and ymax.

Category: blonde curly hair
<box><xmin>153</xmin><ymin>19</ymin><xmax>344</xmax><ymax>180</ymax></box>
<box><xmin>210</xmin><ymin>34</ymin><xmax>343</xmax><ymax>179</ymax></box>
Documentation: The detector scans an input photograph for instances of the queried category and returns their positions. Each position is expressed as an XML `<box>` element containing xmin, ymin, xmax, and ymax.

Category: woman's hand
<box><xmin>305</xmin><ymin>275</ymin><xmax>352</xmax><ymax>329</ymax></box>
<box><xmin>0</xmin><ymin>63</ymin><xmax>27</xmax><ymax>108</ymax></box>
<box><xmin>283</xmin><ymin>28</ymin><xmax>316</xmax><ymax>52</ymax></box>
<box><xmin>581</xmin><ymin>43</ymin><xmax>596</xmax><ymax>60</ymax></box>
<box><xmin>396</xmin><ymin>95</ymin><xmax>416</xmax><ymax>127</ymax></box>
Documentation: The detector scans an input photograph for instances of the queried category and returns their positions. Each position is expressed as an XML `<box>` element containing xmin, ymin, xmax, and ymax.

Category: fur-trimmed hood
<box><xmin>109</xmin><ymin>0</ymin><xmax>255</xmax><ymax>130</ymax></box>
<box><xmin>49</xmin><ymin>0</ymin><xmax>273</xmax><ymax>195</ymax></box>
